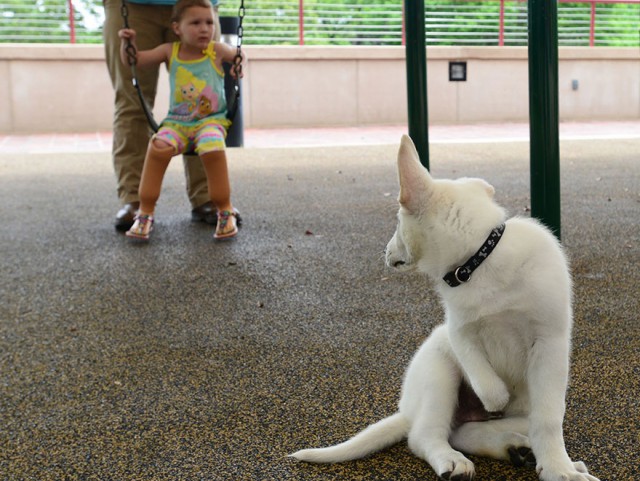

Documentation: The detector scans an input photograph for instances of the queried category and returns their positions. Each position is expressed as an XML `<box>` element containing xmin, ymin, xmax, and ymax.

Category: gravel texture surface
<box><xmin>1</xmin><ymin>139</ymin><xmax>638</xmax><ymax>480</ymax></box>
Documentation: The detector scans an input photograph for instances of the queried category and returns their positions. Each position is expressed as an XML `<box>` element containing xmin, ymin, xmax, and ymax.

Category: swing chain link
<box><xmin>232</xmin><ymin>0</ymin><xmax>245</xmax><ymax>79</ymax></box>
<box><xmin>120</xmin><ymin>0</ymin><xmax>138</xmax><ymax>67</ymax></box>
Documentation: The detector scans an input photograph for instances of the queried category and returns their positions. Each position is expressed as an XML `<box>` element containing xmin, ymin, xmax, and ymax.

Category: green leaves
<box><xmin>0</xmin><ymin>0</ymin><xmax>104</xmax><ymax>43</ymax></box>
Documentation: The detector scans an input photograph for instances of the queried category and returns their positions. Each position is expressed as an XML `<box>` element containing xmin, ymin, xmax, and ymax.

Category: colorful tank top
<box><xmin>165</xmin><ymin>41</ymin><xmax>227</xmax><ymax>125</ymax></box>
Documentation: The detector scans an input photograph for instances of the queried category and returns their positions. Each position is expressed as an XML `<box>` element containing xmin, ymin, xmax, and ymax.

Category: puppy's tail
<box><xmin>289</xmin><ymin>412</ymin><xmax>409</xmax><ymax>463</ymax></box>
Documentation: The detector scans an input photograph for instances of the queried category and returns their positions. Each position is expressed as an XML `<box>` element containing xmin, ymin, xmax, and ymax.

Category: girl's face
<box><xmin>173</xmin><ymin>6</ymin><xmax>215</xmax><ymax>51</ymax></box>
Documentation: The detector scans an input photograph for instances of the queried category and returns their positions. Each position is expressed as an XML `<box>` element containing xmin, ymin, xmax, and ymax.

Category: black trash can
<box><xmin>220</xmin><ymin>16</ymin><xmax>244</xmax><ymax>147</ymax></box>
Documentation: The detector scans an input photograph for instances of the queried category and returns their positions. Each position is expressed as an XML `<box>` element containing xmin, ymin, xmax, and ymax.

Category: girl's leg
<box><xmin>199</xmin><ymin>150</ymin><xmax>232</xmax><ymax>212</ymax></box>
<box><xmin>138</xmin><ymin>139</ymin><xmax>175</xmax><ymax>215</ymax></box>
<box><xmin>199</xmin><ymin>150</ymin><xmax>237</xmax><ymax>238</ymax></box>
<box><xmin>126</xmin><ymin>138</ymin><xmax>174</xmax><ymax>240</ymax></box>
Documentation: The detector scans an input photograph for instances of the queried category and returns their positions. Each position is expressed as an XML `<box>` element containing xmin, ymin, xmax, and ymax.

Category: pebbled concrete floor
<box><xmin>1</xmin><ymin>138</ymin><xmax>638</xmax><ymax>480</ymax></box>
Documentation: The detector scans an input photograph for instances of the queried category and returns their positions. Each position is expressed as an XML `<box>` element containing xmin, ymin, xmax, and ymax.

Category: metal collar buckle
<box><xmin>454</xmin><ymin>266</ymin><xmax>471</xmax><ymax>284</ymax></box>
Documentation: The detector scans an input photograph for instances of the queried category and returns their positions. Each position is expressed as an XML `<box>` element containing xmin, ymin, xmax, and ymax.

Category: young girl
<box><xmin>119</xmin><ymin>0</ymin><xmax>243</xmax><ymax>241</ymax></box>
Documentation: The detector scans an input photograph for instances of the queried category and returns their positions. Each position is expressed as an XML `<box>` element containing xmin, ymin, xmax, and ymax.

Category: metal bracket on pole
<box><xmin>404</xmin><ymin>0</ymin><xmax>429</xmax><ymax>170</ymax></box>
<box><xmin>528</xmin><ymin>0</ymin><xmax>561</xmax><ymax>239</ymax></box>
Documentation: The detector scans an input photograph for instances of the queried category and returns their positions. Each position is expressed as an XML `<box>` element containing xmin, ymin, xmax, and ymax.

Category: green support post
<box><xmin>404</xmin><ymin>0</ymin><xmax>429</xmax><ymax>169</ymax></box>
<box><xmin>528</xmin><ymin>0</ymin><xmax>561</xmax><ymax>239</ymax></box>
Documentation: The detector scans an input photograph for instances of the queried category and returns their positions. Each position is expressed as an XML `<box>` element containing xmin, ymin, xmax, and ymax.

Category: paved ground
<box><xmin>1</xmin><ymin>130</ymin><xmax>638</xmax><ymax>480</ymax></box>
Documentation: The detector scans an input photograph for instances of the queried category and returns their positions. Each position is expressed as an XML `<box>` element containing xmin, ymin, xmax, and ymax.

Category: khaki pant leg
<box><xmin>182</xmin><ymin>154</ymin><xmax>210</xmax><ymax>208</ymax></box>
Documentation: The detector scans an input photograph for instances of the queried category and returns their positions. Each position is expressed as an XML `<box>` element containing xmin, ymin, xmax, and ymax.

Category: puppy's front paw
<box><xmin>475</xmin><ymin>378</ymin><xmax>510</xmax><ymax>413</ymax></box>
<box><xmin>434</xmin><ymin>451</ymin><xmax>475</xmax><ymax>481</ymax></box>
<box><xmin>537</xmin><ymin>461</ymin><xmax>600</xmax><ymax>481</ymax></box>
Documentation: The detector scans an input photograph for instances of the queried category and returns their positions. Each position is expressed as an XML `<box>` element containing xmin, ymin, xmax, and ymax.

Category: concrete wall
<box><xmin>0</xmin><ymin>44</ymin><xmax>638</xmax><ymax>133</ymax></box>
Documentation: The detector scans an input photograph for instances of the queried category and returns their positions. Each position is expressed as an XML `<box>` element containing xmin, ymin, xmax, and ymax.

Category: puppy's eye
<box><xmin>394</xmin><ymin>261</ymin><xmax>406</xmax><ymax>267</ymax></box>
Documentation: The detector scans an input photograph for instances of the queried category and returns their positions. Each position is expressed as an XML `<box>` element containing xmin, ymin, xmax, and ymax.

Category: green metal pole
<box><xmin>404</xmin><ymin>0</ymin><xmax>429</xmax><ymax>169</ymax></box>
<box><xmin>528</xmin><ymin>0</ymin><xmax>561</xmax><ymax>239</ymax></box>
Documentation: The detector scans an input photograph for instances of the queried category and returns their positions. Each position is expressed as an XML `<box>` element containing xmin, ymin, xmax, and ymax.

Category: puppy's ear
<box><xmin>465</xmin><ymin>177</ymin><xmax>495</xmax><ymax>198</ymax></box>
<box><xmin>397</xmin><ymin>135</ymin><xmax>432</xmax><ymax>213</ymax></box>
<box><xmin>480</xmin><ymin>179</ymin><xmax>496</xmax><ymax>198</ymax></box>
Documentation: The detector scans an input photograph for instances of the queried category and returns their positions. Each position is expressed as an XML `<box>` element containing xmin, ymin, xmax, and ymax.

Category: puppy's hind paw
<box><xmin>508</xmin><ymin>446</ymin><xmax>536</xmax><ymax>468</ymax></box>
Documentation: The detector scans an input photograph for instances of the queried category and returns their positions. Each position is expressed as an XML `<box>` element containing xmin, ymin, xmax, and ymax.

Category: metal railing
<box><xmin>227</xmin><ymin>0</ymin><xmax>638</xmax><ymax>47</ymax></box>
<box><xmin>1</xmin><ymin>0</ymin><xmax>638</xmax><ymax>46</ymax></box>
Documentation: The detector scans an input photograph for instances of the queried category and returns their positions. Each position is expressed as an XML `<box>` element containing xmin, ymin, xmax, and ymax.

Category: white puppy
<box><xmin>291</xmin><ymin>136</ymin><xmax>599</xmax><ymax>481</ymax></box>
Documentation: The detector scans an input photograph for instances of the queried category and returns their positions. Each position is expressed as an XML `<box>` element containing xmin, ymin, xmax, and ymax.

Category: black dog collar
<box><xmin>443</xmin><ymin>224</ymin><xmax>506</xmax><ymax>288</ymax></box>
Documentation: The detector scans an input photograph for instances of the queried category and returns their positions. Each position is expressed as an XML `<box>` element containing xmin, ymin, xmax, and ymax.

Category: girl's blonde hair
<box><xmin>171</xmin><ymin>0</ymin><xmax>221</xmax><ymax>42</ymax></box>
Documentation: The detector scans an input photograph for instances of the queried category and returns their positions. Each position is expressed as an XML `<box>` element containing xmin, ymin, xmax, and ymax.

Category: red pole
<box><xmin>68</xmin><ymin>0</ymin><xmax>76</xmax><ymax>43</ymax></box>
<box><xmin>299</xmin><ymin>0</ymin><xmax>304</xmax><ymax>45</ymax></box>
<box><xmin>589</xmin><ymin>0</ymin><xmax>596</xmax><ymax>46</ymax></box>
<box><xmin>498</xmin><ymin>0</ymin><xmax>505</xmax><ymax>46</ymax></box>
<box><xmin>401</xmin><ymin>2</ymin><xmax>406</xmax><ymax>45</ymax></box>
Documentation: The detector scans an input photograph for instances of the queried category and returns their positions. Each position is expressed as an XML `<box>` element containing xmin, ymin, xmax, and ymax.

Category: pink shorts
<box><xmin>154</xmin><ymin>117</ymin><xmax>229</xmax><ymax>155</ymax></box>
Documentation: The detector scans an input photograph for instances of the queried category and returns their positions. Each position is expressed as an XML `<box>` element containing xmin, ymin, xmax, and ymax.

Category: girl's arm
<box><xmin>214</xmin><ymin>42</ymin><xmax>245</xmax><ymax>78</ymax></box>
<box><xmin>118</xmin><ymin>28</ymin><xmax>171</xmax><ymax>68</ymax></box>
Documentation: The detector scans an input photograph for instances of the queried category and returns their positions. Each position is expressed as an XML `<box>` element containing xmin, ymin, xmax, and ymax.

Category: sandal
<box><xmin>126</xmin><ymin>213</ymin><xmax>154</xmax><ymax>241</ymax></box>
<box><xmin>214</xmin><ymin>209</ymin><xmax>238</xmax><ymax>240</ymax></box>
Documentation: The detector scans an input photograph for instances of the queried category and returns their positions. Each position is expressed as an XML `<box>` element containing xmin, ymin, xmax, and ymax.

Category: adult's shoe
<box><xmin>191</xmin><ymin>201</ymin><xmax>218</xmax><ymax>225</ymax></box>
<box><xmin>115</xmin><ymin>202</ymin><xmax>140</xmax><ymax>232</ymax></box>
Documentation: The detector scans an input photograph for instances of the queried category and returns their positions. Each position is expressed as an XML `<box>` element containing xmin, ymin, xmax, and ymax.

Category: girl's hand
<box><xmin>118</xmin><ymin>26</ymin><xmax>168</xmax><ymax>68</ymax></box>
<box><xmin>118</xmin><ymin>28</ymin><xmax>136</xmax><ymax>42</ymax></box>
<box><xmin>230</xmin><ymin>52</ymin><xmax>245</xmax><ymax>79</ymax></box>
<box><xmin>215</xmin><ymin>42</ymin><xmax>245</xmax><ymax>79</ymax></box>
<box><xmin>118</xmin><ymin>28</ymin><xmax>140</xmax><ymax>66</ymax></box>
